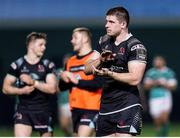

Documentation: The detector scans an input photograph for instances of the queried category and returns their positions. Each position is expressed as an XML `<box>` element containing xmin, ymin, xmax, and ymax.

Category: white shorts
<box><xmin>58</xmin><ymin>103</ymin><xmax>71</xmax><ymax>117</ymax></box>
<box><xmin>149</xmin><ymin>94</ymin><xmax>172</xmax><ymax>118</ymax></box>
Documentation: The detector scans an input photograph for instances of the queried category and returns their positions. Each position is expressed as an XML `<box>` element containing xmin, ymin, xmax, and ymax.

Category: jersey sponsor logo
<box><xmin>38</xmin><ymin>64</ymin><xmax>45</xmax><ymax>72</ymax></box>
<box><xmin>131</xmin><ymin>44</ymin><xmax>146</xmax><ymax>51</ymax></box>
<box><xmin>21</xmin><ymin>66</ymin><xmax>29</xmax><ymax>73</ymax></box>
<box><xmin>138</xmin><ymin>55</ymin><xmax>146</xmax><ymax>60</ymax></box>
<box><xmin>70</xmin><ymin>65</ymin><xmax>85</xmax><ymax>72</ymax></box>
<box><xmin>109</xmin><ymin>65</ymin><xmax>125</xmax><ymax>72</ymax></box>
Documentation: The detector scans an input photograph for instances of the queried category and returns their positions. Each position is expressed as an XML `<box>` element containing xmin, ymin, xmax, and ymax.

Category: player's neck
<box><xmin>25</xmin><ymin>53</ymin><xmax>41</xmax><ymax>64</ymax></box>
<box><xmin>114</xmin><ymin>29</ymin><xmax>131</xmax><ymax>45</ymax></box>
<box><xmin>78</xmin><ymin>43</ymin><xmax>92</xmax><ymax>56</ymax></box>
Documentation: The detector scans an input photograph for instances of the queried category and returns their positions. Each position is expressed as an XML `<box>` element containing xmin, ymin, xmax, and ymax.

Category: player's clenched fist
<box><xmin>60</xmin><ymin>71</ymin><xmax>78</xmax><ymax>84</ymax></box>
<box><xmin>100</xmin><ymin>50</ymin><xmax>116</xmax><ymax>62</ymax></box>
<box><xmin>20</xmin><ymin>85</ymin><xmax>35</xmax><ymax>95</ymax></box>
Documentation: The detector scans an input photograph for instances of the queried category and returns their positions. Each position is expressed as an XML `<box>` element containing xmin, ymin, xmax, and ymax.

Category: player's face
<box><xmin>71</xmin><ymin>31</ymin><xmax>83</xmax><ymax>52</ymax></box>
<box><xmin>31</xmin><ymin>39</ymin><xmax>46</xmax><ymax>57</ymax></box>
<box><xmin>153</xmin><ymin>57</ymin><xmax>165</xmax><ymax>69</ymax></box>
<box><xmin>105</xmin><ymin>15</ymin><xmax>124</xmax><ymax>36</ymax></box>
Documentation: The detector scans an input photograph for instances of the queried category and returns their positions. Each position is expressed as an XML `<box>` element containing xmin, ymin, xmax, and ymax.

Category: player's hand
<box><xmin>60</xmin><ymin>71</ymin><xmax>79</xmax><ymax>84</ymax></box>
<box><xmin>21</xmin><ymin>85</ymin><xmax>35</xmax><ymax>95</ymax></box>
<box><xmin>156</xmin><ymin>78</ymin><xmax>167</xmax><ymax>86</ymax></box>
<box><xmin>92</xmin><ymin>66</ymin><xmax>112</xmax><ymax>76</ymax></box>
<box><xmin>60</xmin><ymin>71</ymin><xmax>70</xmax><ymax>83</ymax></box>
<box><xmin>66</xmin><ymin>72</ymin><xmax>79</xmax><ymax>84</ymax></box>
<box><xmin>100</xmin><ymin>50</ymin><xmax>116</xmax><ymax>63</ymax></box>
<box><xmin>20</xmin><ymin>74</ymin><xmax>34</xmax><ymax>85</ymax></box>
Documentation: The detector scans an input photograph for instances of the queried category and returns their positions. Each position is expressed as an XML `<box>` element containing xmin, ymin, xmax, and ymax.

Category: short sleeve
<box><xmin>47</xmin><ymin>61</ymin><xmax>56</xmax><ymax>74</ymax></box>
<box><xmin>128</xmin><ymin>44</ymin><xmax>147</xmax><ymax>63</ymax></box>
<box><xmin>144</xmin><ymin>69</ymin><xmax>153</xmax><ymax>79</ymax></box>
<box><xmin>168</xmin><ymin>69</ymin><xmax>176</xmax><ymax>79</ymax></box>
<box><xmin>96</xmin><ymin>35</ymin><xmax>110</xmax><ymax>53</ymax></box>
<box><xmin>7</xmin><ymin>62</ymin><xmax>19</xmax><ymax>77</ymax></box>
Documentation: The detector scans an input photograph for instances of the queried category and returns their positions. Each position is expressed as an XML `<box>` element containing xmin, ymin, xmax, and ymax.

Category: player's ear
<box><xmin>82</xmin><ymin>35</ymin><xmax>88</xmax><ymax>43</ymax></box>
<box><xmin>121</xmin><ymin>21</ymin><xmax>127</xmax><ymax>29</ymax></box>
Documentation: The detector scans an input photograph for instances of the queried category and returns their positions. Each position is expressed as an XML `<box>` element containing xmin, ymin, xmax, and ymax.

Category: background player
<box><xmin>56</xmin><ymin>54</ymin><xmax>73</xmax><ymax>136</ymax></box>
<box><xmin>2</xmin><ymin>32</ymin><xmax>57</xmax><ymax>137</ymax></box>
<box><xmin>143</xmin><ymin>55</ymin><xmax>177</xmax><ymax>136</ymax></box>
<box><xmin>59</xmin><ymin>27</ymin><xmax>103</xmax><ymax>137</ymax></box>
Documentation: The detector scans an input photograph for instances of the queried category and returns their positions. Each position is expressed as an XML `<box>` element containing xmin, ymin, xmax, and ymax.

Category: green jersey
<box><xmin>144</xmin><ymin>67</ymin><xmax>177</xmax><ymax>98</ymax></box>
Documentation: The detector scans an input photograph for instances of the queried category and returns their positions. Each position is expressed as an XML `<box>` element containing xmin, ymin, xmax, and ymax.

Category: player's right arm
<box><xmin>2</xmin><ymin>74</ymin><xmax>34</xmax><ymax>95</ymax></box>
<box><xmin>58</xmin><ymin>71</ymin><xmax>75</xmax><ymax>91</ymax></box>
<box><xmin>85</xmin><ymin>35</ymin><xmax>114</xmax><ymax>75</ymax></box>
<box><xmin>85</xmin><ymin>50</ymin><xmax>116</xmax><ymax>75</ymax></box>
<box><xmin>84</xmin><ymin>50</ymin><xmax>101</xmax><ymax>75</ymax></box>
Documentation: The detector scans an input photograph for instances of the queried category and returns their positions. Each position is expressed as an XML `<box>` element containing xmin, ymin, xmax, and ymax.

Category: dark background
<box><xmin>0</xmin><ymin>26</ymin><xmax>179</xmax><ymax>125</ymax></box>
<box><xmin>0</xmin><ymin>0</ymin><xmax>180</xmax><ymax>126</ymax></box>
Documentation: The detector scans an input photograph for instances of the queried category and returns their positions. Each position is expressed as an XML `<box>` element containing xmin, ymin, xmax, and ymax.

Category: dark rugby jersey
<box><xmin>97</xmin><ymin>34</ymin><xmax>147</xmax><ymax>114</ymax></box>
<box><xmin>8</xmin><ymin>56</ymin><xmax>56</xmax><ymax>112</ymax></box>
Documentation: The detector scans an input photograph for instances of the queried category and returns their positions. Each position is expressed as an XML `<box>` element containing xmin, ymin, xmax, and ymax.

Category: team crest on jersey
<box><xmin>38</xmin><ymin>64</ymin><xmax>45</xmax><ymax>72</ymax></box>
<box><xmin>119</xmin><ymin>47</ymin><xmax>125</xmax><ymax>55</ymax></box>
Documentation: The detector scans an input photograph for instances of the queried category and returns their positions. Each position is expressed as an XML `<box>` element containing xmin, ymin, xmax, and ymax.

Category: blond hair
<box><xmin>73</xmin><ymin>27</ymin><xmax>92</xmax><ymax>38</ymax></box>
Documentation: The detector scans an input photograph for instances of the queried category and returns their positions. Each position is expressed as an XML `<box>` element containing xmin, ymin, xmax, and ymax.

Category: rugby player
<box><xmin>2</xmin><ymin>32</ymin><xmax>57</xmax><ymax>137</ymax></box>
<box><xmin>85</xmin><ymin>6</ymin><xmax>147</xmax><ymax>137</ymax></box>
<box><xmin>143</xmin><ymin>56</ymin><xmax>177</xmax><ymax>136</ymax></box>
<box><xmin>58</xmin><ymin>27</ymin><xmax>103</xmax><ymax>137</ymax></box>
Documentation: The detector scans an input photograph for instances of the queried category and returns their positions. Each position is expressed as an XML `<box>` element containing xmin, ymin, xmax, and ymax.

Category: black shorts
<box><xmin>71</xmin><ymin>108</ymin><xmax>99</xmax><ymax>133</ymax></box>
<box><xmin>96</xmin><ymin>105</ymin><xmax>142</xmax><ymax>137</ymax></box>
<box><xmin>14</xmin><ymin>110</ymin><xmax>53</xmax><ymax>134</ymax></box>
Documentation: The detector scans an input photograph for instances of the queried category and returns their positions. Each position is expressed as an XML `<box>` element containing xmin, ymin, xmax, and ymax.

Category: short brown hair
<box><xmin>26</xmin><ymin>32</ymin><xmax>47</xmax><ymax>46</ymax></box>
<box><xmin>106</xmin><ymin>6</ymin><xmax>130</xmax><ymax>27</ymax></box>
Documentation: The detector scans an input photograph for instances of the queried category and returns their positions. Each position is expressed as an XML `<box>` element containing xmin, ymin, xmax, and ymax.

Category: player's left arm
<box><xmin>108</xmin><ymin>61</ymin><xmax>146</xmax><ymax>85</ymax></box>
<box><xmin>71</xmin><ymin>76</ymin><xmax>104</xmax><ymax>91</ymax></box>
<box><xmin>109</xmin><ymin>43</ymin><xmax>147</xmax><ymax>85</ymax></box>
<box><xmin>34</xmin><ymin>73</ymin><xmax>57</xmax><ymax>94</ymax></box>
<box><xmin>165</xmin><ymin>72</ymin><xmax>178</xmax><ymax>91</ymax></box>
<box><xmin>34</xmin><ymin>61</ymin><xmax>57</xmax><ymax>94</ymax></box>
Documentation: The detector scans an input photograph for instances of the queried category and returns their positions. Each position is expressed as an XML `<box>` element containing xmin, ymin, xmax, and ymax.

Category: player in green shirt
<box><xmin>143</xmin><ymin>56</ymin><xmax>177</xmax><ymax>136</ymax></box>
<box><xmin>56</xmin><ymin>54</ymin><xmax>73</xmax><ymax>136</ymax></box>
